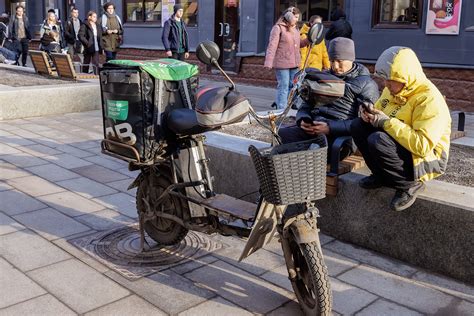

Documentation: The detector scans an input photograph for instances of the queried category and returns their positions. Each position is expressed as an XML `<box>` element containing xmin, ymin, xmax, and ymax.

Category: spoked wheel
<box><xmin>285</xmin><ymin>234</ymin><xmax>332</xmax><ymax>315</ymax></box>
<box><xmin>136</xmin><ymin>168</ymin><xmax>189</xmax><ymax>245</ymax></box>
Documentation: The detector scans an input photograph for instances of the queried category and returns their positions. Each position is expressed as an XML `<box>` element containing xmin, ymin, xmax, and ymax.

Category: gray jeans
<box><xmin>67</xmin><ymin>40</ymin><xmax>83</xmax><ymax>63</ymax></box>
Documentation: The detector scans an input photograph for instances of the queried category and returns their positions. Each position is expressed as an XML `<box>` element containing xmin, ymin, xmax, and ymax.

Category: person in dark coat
<box><xmin>64</xmin><ymin>7</ymin><xmax>83</xmax><ymax>62</ymax></box>
<box><xmin>162</xmin><ymin>4</ymin><xmax>189</xmax><ymax>61</ymax></box>
<box><xmin>278</xmin><ymin>37</ymin><xmax>380</xmax><ymax>160</ymax></box>
<box><xmin>8</xmin><ymin>5</ymin><xmax>31</xmax><ymax>66</ymax></box>
<box><xmin>325</xmin><ymin>9</ymin><xmax>353</xmax><ymax>41</ymax></box>
<box><xmin>78</xmin><ymin>11</ymin><xmax>102</xmax><ymax>74</ymax></box>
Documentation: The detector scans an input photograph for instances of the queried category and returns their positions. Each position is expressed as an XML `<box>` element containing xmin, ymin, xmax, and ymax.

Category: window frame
<box><xmin>274</xmin><ymin>0</ymin><xmax>345</xmax><ymax>24</ymax></box>
<box><xmin>372</xmin><ymin>0</ymin><xmax>423</xmax><ymax>29</ymax></box>
<box><xmin>122</xmin><ymin>0</ymin><xmax>162</xmax><ymax>25</ymax></box>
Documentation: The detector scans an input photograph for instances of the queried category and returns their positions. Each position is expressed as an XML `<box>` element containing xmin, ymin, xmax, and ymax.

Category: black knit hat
<box><xmin>173</xmin><ymin>4</ymin><xmax>183</xmax><ymax>14</ymax></box>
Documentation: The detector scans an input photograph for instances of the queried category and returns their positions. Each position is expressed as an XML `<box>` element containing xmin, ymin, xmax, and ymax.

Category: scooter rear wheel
<box><xmin>286</xmin><ymin>235</ymin><xmax>332</xmax><ymax>315</ymax></box>
<box><xmin>136</xmin><ymin>169</ymin><xmax>189</xmax><ymax>245</ymax></box>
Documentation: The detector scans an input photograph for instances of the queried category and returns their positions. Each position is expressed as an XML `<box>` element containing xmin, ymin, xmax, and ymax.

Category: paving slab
<box><xmin>53</xmin><ymin>144</ymin><xmax>96</xmax><ymax>158</ymax></box>
<box><xmin>0</xmin><ymin>212</ymin><xmax>25</xmax><ymax>235</ymax></box>
<box><xmin>85</xmin><ymin>295</ymin><xmax>166</xmax><ymax>316</ymax></box>
<box><xmin>0</xmin><ymin>190</ymin><xmax>47</xmax><ymax>215</ymax></box>
<box><xmin>18</xmin><ymin>144</ymin><xmax>62</xmax><ymax>157</ymax></box>
<box><xmin>84</xmin><ymin>155</ymin><xmax>127</xmax><ymax>170</ymax></box>
<box><xmin>7</xmin><ymin>175</ymin><xmax>65</xmax><ymax>197</ymax></box>
<box><xmin>0</xmin><ymin>294</ymin><xmax>75</xmax><ymax>316</ymax></box>
<box><xmin>105</xmin><ymin>178</ymin><xmax>137</xmax><ymax>196</ymax></box>
<box><xmin>260</xmin><ymin>264</ymin><xmax>293</xmax><ymax>292</ymax></box>
<box><xmin>0</xmin><ymin>258</ymin><xmax>46</xmax><ymax>309</ymax></box>
<box><xmin>171</xmin><ymin>254</ymin><xmax>220</xmax><ymax>275</ymax></box>
<box><xmin>323</xmin><ymin>249</ymin><xmax>360</xmax><ymax>277</ymax></box>
<box><xmin>330</xmin><ymin>277</ymin><xmax>378</xmax><ymax>315</ymax></box>
<box><xmin>104</xmin><ymin>269</ymin><xmax>215</xmax><ymax>315</ymax></box>
<box><xmin>324</xmin><ymin>240</ymin><xmax>418</xmax><ymax>277</ymax></box>
<box><xmin>57</xmin><ymin>177</ymin><xmax>118</xmax><ymax>198</ymax></box>
<box><xmin>116</xmin><ymin>167</ymin><xmax>140</xmax><ymax>178</ymax></box>
<box><xmin>0</xmin><ymin>181</ymin><xmax>12</xmax><ymax>191</ymax></box>
<box><xmin>38</xmin><ymin>191</ymin><xmax>106</xmax><ymax>217</ymax></box>
<box><xmin>211</xmin><ymin>234</ymin><xmax>286</xmax><ymax>276</ymax></box>
<box><xmin>338</xmin><ymin>264</ymin><xmax>462</xmax><ymax>314</ymax></box>
<box><xmin>356</xmin><ymin>299</ymin><xmax>423</xmax><ymax>316</ymax></box>
<box><xmin>71</xmin><ymin>164</ymin><xmax>129</xmax><ymax>183</ymax></box>
<box><xmin>74</xmin><ymin>209</ymin><xmax>135</xmax><ymax>231</ymax></box>
<box><xmin>0</xmin><ymin>161</ymin><xmax>31</xmax><ymax>180</ymax></box>
<box><xmin>0</xmin><ymin>143</ymin><xmax>22</xmax><ymax>156</ymax></box>
<box><xmin>1</xmin><ymin>152</ymin><xmax>48</xmax><ymax>168</ymax></box>
<box><xmin>184</xmin><ymin>260</ymin><xmax>294</xmax><ymax>314</ymax></box>
<box><xmin>52</xmin><ymin>237</ymin><xmax>110</xmax><ymax>274</ymax></box>
<box><xmin>179</xmin><ymin>296</ymin><xmax>253</xmax><ymax>316</ymax></box>
<box><xmin>0</xmin><ymin>135</ymin><xmax>36</xmax><ymax>147</ymax></box>
<box><xmin>13</xmin><ymin>207</ymin><xmax>90</xmax><ymax>241</ymax></box>
<box><xmin>412</xmin><ymin>271</ymin><xmax>474</xmax><ymax>303</ymax></box>
<box><xmin>92</xmin><ymin>192</ymin><xmax>139</xmax><ymax>218</ymax></box>
<box><xmin>25</xmin><ymin>164</ymin><xmax>81</xmax><ymax>182</ymax></box>
<box><xmin>266</xmin><ymin>300</ymin><xmax>304</xmax><ymax>316</ymax></box>
<box><xmin>0</xmin><ymin>230</ymin><xmax>71</xmax><ymax>271</ymax></box>
<box><xmin>42</xmin><ymin>153</ymin><xmax>93</xmax><ymax>169</ymax></box>
<box><xmin>27</xmin><ymin>259</ymin><xmax>129</xmax><ymax>314</ymax></box>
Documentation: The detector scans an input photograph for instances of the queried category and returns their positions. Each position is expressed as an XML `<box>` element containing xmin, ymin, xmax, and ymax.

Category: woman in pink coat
<box><xmin>264</xmin><ymin>7</ymin><xmax>304</xmax><ymax>109</ymax></box>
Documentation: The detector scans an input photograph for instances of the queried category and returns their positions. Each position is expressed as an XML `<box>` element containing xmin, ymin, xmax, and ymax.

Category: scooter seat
<box><xmin>167</xmin><ymin>108</ymin><xmax>217</xmax><ymax>136</ymax></box>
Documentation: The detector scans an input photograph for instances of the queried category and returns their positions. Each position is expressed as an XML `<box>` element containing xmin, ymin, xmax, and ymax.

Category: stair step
<box><xmin>201</xmin><ymin>194</ymin><xmax>256</xmax><ymax>221</ymax></box>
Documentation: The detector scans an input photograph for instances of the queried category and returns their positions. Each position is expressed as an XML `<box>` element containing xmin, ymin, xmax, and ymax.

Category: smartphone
<box><xmin>301</xmin><ymin>117</ymin><xmax>315</xmax><ymax>125</ymax></box>
<box><xmin>361</xmin><ymin>101</ymin><xmax>375</xmax><ymax>114</ymax></box>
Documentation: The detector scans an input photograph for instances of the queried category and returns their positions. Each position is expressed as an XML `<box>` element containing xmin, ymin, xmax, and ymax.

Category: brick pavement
<box><xmin>0</xmin><ymin>90</ymin><xmax>473</xmax><ymax>314</ymax></box>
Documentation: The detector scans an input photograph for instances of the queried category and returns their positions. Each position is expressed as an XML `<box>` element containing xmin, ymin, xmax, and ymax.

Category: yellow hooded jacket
<box><xmin>299</xmin><ymin>23</ymin><xmax>330</xmax><ymax>70</ymax></box>
<box><xmin>374</xmin><ymin>47</ymin><xmax>451</xmax><ymax>182</ymax></box>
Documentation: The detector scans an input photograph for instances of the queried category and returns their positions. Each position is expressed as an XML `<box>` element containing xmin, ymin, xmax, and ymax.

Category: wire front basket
<box><xmin>249</xmin><ymin>135</ymin><xmax>328</xmax><ymax>205</ymax></box>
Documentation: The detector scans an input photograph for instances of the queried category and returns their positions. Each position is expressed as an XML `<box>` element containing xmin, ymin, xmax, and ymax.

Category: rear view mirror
<box><xmin>308</xmin><ymin>23</ymin><xmax>325</xmax><ymax>45</ymax></box>
<box><xmin>196</xmin><ymin>41</ymin><xmax>221</xmax><ymax>66</ymax></box>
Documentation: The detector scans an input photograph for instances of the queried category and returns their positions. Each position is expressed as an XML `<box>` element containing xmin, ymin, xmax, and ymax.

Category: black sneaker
<box><xmin>359</xmin><ymin>175</ymin><xmax>383</xmax><ymax>190</ymax></box>
<box><xmin>390</xmin><ymin>182</ymin><xmax>425</xmax><ymax>212</ymax></box>
<box><xmin>271</xmin><ymin>102</ymin><xmax>277</xmax><ymax>108</ymax></box>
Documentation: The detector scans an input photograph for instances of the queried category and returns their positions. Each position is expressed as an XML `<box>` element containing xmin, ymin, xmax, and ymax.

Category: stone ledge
<box><xmin>204</xmin><ymin>131</ymin><xmax>474</xmax><ymax>283</ymax></box>
<box><xmin>0</xmin><ymin>82</ymin><xmax>101</xmax><ymax>120</ymax></box>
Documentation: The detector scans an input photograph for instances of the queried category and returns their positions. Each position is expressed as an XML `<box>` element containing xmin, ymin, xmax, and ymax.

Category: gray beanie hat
<box><xmin>328</xmin><ymin>37</ymin><xmax>355</xmax><ymax>61</ymax></box>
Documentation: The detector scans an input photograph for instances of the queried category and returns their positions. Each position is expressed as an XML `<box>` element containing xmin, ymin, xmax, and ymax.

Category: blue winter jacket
<box><xmin>162</xmin><ymin>16</ymin><xmax>189</xmax><ymax>53</ymax></box>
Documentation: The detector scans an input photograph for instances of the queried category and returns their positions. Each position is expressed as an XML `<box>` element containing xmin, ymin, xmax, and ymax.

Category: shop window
<box><xmin>373</xmin><ymin>0</ymin><xmax>423</xmax><ymax>28</ymax></box>
<box><xmin>124</xmin><ymin>0</ymin><xmax>197</xmax><ymax>26</ymax></box>
<box><xmin>276</xmin><ymin>0</ymin><xmax>344</xmax><ymax>23</ymax></box>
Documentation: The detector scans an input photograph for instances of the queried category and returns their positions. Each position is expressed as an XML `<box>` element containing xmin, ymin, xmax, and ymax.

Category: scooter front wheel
<box><xmin>136</xmin><ymin>169</ymin><xmax>189</xmax><ymax>245</ymax></box>
<box><xmin>285</xmin><ymin>235</ymin><xmax>332</xmax><ymax>315</ymax></box>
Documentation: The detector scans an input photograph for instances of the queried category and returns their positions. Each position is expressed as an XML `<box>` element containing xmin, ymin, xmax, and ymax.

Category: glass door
<box><xmin>215</xmin><ymin>0</ymin><xmax>240</xmax><ymax>72</ymax></box>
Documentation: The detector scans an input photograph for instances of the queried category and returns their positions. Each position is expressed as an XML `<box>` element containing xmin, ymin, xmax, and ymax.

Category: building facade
<box><xmin>1</xmin><ymin>0</ymin><xmax>473</xmax><ymax>110</ymax></box>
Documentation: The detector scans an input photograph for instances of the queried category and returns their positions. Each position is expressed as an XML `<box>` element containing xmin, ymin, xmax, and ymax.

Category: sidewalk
<box><xmin>1</xmin><ymin>108</ymin><xmax>473</xmax><ymax>315</ymax></box>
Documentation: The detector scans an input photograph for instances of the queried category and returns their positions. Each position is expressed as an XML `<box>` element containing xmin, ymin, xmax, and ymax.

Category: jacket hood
<box><xmin>375</xmin><ymin>47</ymin><xmax>427</xmax><ymax>99</ymax></box>
<box><xmin>300</xmin><ymin>23</ymin><xmax>310</xmax><ymax>34</ymax></box>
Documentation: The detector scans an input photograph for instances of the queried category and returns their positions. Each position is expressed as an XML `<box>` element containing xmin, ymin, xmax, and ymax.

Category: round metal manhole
<box><xmin>70</xmin><ymin>225</ymin><xmax>224</xmax><ymax>280</ymax></box>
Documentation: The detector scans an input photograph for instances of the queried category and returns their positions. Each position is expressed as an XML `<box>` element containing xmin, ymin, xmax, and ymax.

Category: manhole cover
<box><xmin>69</xmin><ymin>225</ymin><xmax>224</xmax><ymax>280</ymax></box>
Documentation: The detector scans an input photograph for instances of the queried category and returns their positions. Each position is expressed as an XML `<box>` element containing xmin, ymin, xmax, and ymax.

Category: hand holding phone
<box><xmin>301</xmin><ymin>117</ymin><xmax>315</xmax><ymax>125</ymax></box>
<box><xmin>360</xmin><ymin>100</ymin><xmax>375</xmax><ymax>114</ymax></box>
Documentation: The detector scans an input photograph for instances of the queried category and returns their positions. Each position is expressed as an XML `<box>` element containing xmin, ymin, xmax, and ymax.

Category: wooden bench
<box><xmin>29</xmin><ymin>50</ymin><xmax>56</xmax><ymax>77</ymax></box>
<box><xmin>50</xmin><ymin>53</ymin><xmax>98</xmax><ymax>80</ymax></box>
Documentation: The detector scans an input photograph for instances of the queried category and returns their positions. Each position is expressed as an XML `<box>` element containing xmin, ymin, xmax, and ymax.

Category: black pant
<box><xmin>18</xmin><ymin>38</ymin><xmax>29</xmax><ymax>66</ymax></box>
<box><xmin>278</xmin><ymin>124</ymin><xmax>353</xmax><ymax>162</ymax></box>
<box><xmin>350</xmin><ymin>118</ymin><xmax>415</xmax><ymax>190</ymax></box>
<box><xmin>105</xmin><ymin>51</ymin><xmax>117</xmax><ymax>62</ymax></box>
<box><xmin>82</xmin><ymin>51</ymin><xmax>99</xmax><ymax>74</ymax></box>
<box><xmin>172</xmin><ymin>52</ymin><xmax>185</xmax><ymax>61</ymax></box>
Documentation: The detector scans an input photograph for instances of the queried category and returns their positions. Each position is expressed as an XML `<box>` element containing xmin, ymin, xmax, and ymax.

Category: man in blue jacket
<box><xmin>162</xmin><ymin>4</ymin><xmax>189</xmax><ymax>61</ymax></box>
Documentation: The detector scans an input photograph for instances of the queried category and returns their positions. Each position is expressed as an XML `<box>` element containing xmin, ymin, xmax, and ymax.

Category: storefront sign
<box><xmin>162</xmin><ymin>0</ymin><xmax>176</xmax><ymax>26</ymax></box>
<box><xmin>426</xmin><ymin>0</ymin><xmax>462</xmax><ymax>35</ymax></box>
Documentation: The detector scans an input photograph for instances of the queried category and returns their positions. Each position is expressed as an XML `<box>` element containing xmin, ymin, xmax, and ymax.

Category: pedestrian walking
<box><xmin>8</xmin><ymin>5</ymin><xmax>31</xmax><ymax>67</ymax></box>
<box><xmin>162</xmin><ymin>4</ymin><xmax>189</xmax><ymax>61</ymax></box>
<box><xmin>64</xmin><ymin>7</ymin><xmax>83</xmax><ymax>63</ymax></box>
<box><xmin>325</xmin><ymin>8</ymin><xmax>353</xmax><ymax>41</ymax></box>
<box><xmin>299</xmin><ymin>15</ymin><xmax>329</xmax><ymax>71</ymax></box>
<box><xmin>79</xmin><ymin>11</ymin><xmax>102</xmax><ymax>74</ymax></box>
<box><xmin>264</xmin><ymin>6</ymin><xmax>306</xmax><ymax>109</ymax></box>
<box><xmin>101</xmin><ymin>2</ymin><xmax>123</xmax><ymax>62</ymax></box>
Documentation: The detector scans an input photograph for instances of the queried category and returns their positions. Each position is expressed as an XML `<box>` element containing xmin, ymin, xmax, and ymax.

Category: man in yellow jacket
<box><xmin>351</xmin><ymin>46</ymin><xmax>451</xmax><ymax>211</ymax></box>
<box><xmin>299</xmin><ymin>15</ymin><xmax>330</xmax><ymax>70</ymax></box>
